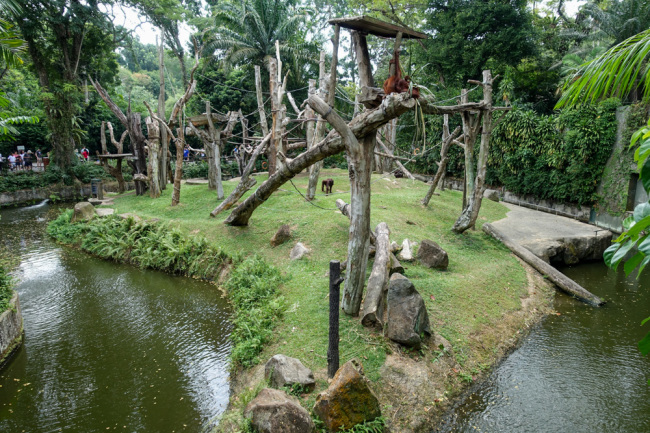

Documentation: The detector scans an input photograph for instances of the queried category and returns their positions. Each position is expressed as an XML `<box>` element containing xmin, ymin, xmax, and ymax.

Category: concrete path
<box><xmin>491</xmin><ymin>203</ymin><xmax>612</xmax><ymax>265</ymax></box>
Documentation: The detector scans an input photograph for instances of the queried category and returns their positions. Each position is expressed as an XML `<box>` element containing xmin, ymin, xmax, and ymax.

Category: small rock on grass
<box><xmin>271</xmin><ymin>224</ymin><xmax>292</xmax><ymax>247</ymax></box>
<box><xmin>290</xmin><ymin>242</ymin><xmax>310</xmax><ymax>260</ymax></box>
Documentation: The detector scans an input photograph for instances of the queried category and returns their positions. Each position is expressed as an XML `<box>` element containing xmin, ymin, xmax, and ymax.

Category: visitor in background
<box><xmin>0</xmin><ymin>153</ymin><xmax>4</xmax><ymax>173</ymax></box>
<box><xmin>81</xmin><ymin>147</ymin><xmax>89</xmax><ymax>162</ymax></box>
<box><xmin>183</xmin><ymin>146</ymin><xmax>190</xmax><ymax>161</ymax></box>
<box><xmin>8</xmin><ymin>153</ymin><xmax>16</xmax><ymax>171</ymax></box>
<box><xmin>36</xmin><ymin>149</ymin><xmax>42</xmax><ymax>162</ymax></box>
<box><xmin>16</xmin><ymin>151</ymin><xmax>23</xmax><ymax>170</ymax></box>
<box><xmin>24</xmin><ymin>151</ymin><xmax>33</xmax><ymax>170</ymax></box>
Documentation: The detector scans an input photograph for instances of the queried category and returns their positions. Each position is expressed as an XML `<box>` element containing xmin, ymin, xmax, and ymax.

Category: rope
<box><xmin>288</xmin><ymin>179</ymin><xmax>339</xmax><ymax>210</ymax></box>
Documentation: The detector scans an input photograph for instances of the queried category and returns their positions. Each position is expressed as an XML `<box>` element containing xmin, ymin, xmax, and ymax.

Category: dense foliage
<box><xmin>0</xmin><ymin>163</ymin><xmax>115</xmax><ymax>193</ymax></box>
<box><xmin>487</xmin><ymin>99</ymin><xmax>620</xmax><ymax>204</ymax></box>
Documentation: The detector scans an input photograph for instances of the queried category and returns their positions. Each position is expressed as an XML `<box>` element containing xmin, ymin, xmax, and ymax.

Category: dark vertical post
<box><xmin>328</xmin><ymin>260</ymin><xmax>342</xmax><ymax>378</ymax></box>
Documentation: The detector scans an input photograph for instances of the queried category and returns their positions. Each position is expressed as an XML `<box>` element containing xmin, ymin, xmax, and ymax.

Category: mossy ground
<box><xmin>107</xmin><ymin>168</ymin><xmax>553</xmax><ymax>431</ymax></box>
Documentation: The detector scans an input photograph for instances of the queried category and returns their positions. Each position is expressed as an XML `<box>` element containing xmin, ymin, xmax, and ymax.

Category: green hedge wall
<box><xmin>486</xmin><ymin>99</ymin><xmax>620</xmax><ymax>205</ymax></box>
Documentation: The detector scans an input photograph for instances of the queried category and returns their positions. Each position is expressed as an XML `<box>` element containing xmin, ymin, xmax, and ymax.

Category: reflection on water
<box><xmin>437</xmin><ymin>262</ymin><xmax>650</xmax><ymax>433</ymax></box>
<box><xmin>0</xmin><ymin>202</ymin><xmax>232</xmax><ymax>432</ymax></box>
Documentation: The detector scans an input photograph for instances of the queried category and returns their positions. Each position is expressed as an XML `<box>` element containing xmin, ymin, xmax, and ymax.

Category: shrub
<box><xmin>0</xmin><ymin>266</ymin><xmax>13</xmax><ymax>312</ymax></box>
<box><xmin>182</xmin><ymin>161</ymin><xmax>209</xmax><ymax>179</ymax></box>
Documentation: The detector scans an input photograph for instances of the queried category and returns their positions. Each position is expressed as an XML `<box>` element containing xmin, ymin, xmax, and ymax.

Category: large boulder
<box><xmin>265</xmin><ymin>354</ymin><xmax>315</xmax><ymax>392</ymax></box>
<box><xmin>71</xmin><ymin>201</ymin><xmax>96</xmax><ymax>222</ymax></box>
<box><xmin>244</xmin><ymin>388</ymin><xmax>314</xmax><ymax>433</ymax></box>
<box><xmin>289</xmin><ymin>242</ymin><xmax>311</xmax><ymax>261</ymax></box>
<box><xmin>385</xmin><ymin>274</ymin><xmax>431</xmax><ymax>348</ymax></box>
<box><xmin>313</xmin><ymin>361</ymin><xmax>381</xmax><ymax>432</ymax></box>
<box><xmin>417</xmin><ymin>239</ymin><xmax>449</xmax><ymax>270</ymax></box>
<box><xmin>270</xmin><ymin>224</ymin><xmax>292</xmax><ymax>247</ymax></box>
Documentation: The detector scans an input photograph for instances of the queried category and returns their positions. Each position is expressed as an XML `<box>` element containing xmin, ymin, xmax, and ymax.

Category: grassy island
<box><xmin>50</xmin><ymin>168</ymin><xmax>554</xmax><ymax>432</ymax></box>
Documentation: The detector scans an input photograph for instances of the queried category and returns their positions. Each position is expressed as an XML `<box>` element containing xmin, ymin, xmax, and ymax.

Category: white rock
<box><xmin>290</xmin><ymin>242</ymin><xmax>311</xmax><ymax>261</ymax></box>
<box><xmin>397</xmin><ymin>238</ymin><xmax>414</xmax><ymax>261</ymax></box>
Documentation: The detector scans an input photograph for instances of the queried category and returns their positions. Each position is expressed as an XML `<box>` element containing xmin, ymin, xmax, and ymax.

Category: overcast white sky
<box><xmin>124</xmin><ymin>0</ymin><xmax>587</xmax><ymax>47</ymax></box>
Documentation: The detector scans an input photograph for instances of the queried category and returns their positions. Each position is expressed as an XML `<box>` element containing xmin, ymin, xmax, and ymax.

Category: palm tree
<box><xmin>204</xmin><ymin>0</ymin><xmax>317</xmax><ymax>69</ymax></box>
<box><xmin>0</xmin><ymin>0</ymin><xmax>26</xmax><ymax>70</ymax></box>
<box><xmin>556</xmin><ymin>28</ymin><xmax>650</xmax><ymax>108</ymax></box>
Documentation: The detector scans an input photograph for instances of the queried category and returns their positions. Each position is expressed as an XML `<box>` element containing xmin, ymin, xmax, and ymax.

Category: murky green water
<box><xmin>438</xmin><ymin>262</ymin><xmax>650</xmax><ymax>433</ymax></box>
<box><xmin>0</xmin><ymin>202</ymin><xmax>232</xmax><ymax>432</ymax></box>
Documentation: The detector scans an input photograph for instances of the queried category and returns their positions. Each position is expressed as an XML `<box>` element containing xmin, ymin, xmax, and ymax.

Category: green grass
<box><xmin>108</xmin><ymin>169</ymin><xmax>528</xmax><ymax>368</ymax></box>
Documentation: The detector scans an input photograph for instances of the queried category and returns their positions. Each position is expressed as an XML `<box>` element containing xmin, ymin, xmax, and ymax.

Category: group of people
<box><xmin>76</xmin><ymin>147</ymin><xmax>90</xmax><ymax>162</ymax></box>
<box><xmin>0</xmin><ymin>149</ymin><xmax>42</xmax><ymax>172</ymax></box>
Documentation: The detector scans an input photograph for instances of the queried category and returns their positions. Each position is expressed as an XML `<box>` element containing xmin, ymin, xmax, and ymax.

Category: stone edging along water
<box><xmin>0</xmin><ymin>182</ymin><xmax>135</xmax><ymax>208</ymax></box>
<box><xmin>0</xmin><ymin>291</ymin><xmax>24</xmax><ymax>369</ymax></box>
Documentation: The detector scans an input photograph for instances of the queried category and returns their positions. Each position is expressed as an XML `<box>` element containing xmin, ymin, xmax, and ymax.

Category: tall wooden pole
<box><xmin>307</xmin><ymin>52</ymin><xmax>328</xmax><ymax>200</ymax></box>
<box><xmin>255</xmin><ymin>65</ymin><xmax>269</xmax><ymax>138</ymax></box>
<box><xmin>158</xmin><ymin>33</ymin><xmax>168</xmax><ymax>190</ymax></box>
<box><xmin>328</xmin><ymin>260</ymin><xmax>342</xmax><ymax>378</ymax></box>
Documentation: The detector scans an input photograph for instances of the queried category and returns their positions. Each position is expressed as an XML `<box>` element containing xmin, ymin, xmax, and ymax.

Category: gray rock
<box><xmin>71</xmin><ymin>201</ymin><xmax>96</xmax><ymax>223</ymax></box>
<box><xmin>289</xmin><ymin>242</ymin><xmax>310</xmax><ymax>261</ymax></box>
<box><xmin>95</xmin><ymin>208</ymin><xmax>115</xmax><ymax>217</ymax></box>
<box><xmin>397</xmin><ymin>238</ymin><xmax>414</xmax><ymax>261</ymax></box>
<box><xmin>483</xmin><ymin>189</ymin><xmax>500</xmax><ymax>202</ymax></box>
<box><xmin>417</xmin><ymin>239</ymin><xmax>449</xmax><ymax>270</ymax></box>
<box><xmin>265</xmin><ymin>354</ymin><xmax>315</xmax><ymax>392</ymax></box>
<box><xmin>271</xmin><ymin>224</ymin><xmax>292</xmax><ymax>247</ymax></box>
<box><xmin>244</xmin><ymin>388</ymin><xmax>314</xmax><ymax>433</ymax></box>
<box><xmin>385</xmin><ymin>274</ymin><xmax>431</xmax><ymax>348</ymax></box>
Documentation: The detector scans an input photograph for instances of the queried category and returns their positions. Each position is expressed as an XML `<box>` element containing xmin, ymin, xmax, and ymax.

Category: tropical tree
<box><xmin>204</xmin><ymin>0</ymin><xmax>316</xmax><ymax>70</ymax></box>
<box><xmin>556</xmin><ymin>29</ymin><xmax>650</xmax><ymax>373</ymax></box>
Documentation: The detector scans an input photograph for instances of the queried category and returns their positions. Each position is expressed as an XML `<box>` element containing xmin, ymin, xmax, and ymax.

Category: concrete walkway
<box><xmin>490</xmin><ymin>203</ymin><xmax>612</xmax><ymax>265</ymax></box>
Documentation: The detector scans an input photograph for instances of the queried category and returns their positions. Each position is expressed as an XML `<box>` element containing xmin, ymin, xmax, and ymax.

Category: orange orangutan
<box><xmin>383</xmin><ymin>50</ymin><xmax>419</xmax><ymax>98</ymax></box>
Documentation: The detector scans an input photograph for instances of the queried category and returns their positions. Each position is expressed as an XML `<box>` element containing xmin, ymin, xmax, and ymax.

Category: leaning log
<box><xmin>361</xmin><ymin>222</ymin><xmax>391</xmax><ymax>327</ymax></box>
<box><xmin>482</xmin><ymin>223</ymin><xmax>604</xmax><ymax>306</ymax></box>
<box><xmin>210</xmin><ymin>131</ymin><xmax>272</xmax><ymax>217</ymax></box>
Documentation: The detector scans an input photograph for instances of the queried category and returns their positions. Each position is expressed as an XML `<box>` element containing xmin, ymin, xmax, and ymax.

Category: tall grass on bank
<box><xmin>47</xmin><ymin>210</ymin><xmax>285</xmax><ymax>369</ymax></box>
<box><xmin>0</xmin><ymin>266</ymin><xmax>13</xmax><ymax>312</ymax></box>
<box><xmin>225</xmin><ymin>256</ymin><xmax>285</xmax><ymax>369</ymax></box>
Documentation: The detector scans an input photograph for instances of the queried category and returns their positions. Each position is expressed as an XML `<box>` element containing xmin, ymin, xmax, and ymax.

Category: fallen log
<box><xmin>335</xmin><ymin>199</ymin><xmax>404</xmax><ymax>275</ymax></box>
<box><xmin>361</xmin><ymin>222</ymin><xmax>391</xmax><ymax>327</ymax></box>
<box><xmin>482</xmin><ymin>223</ymin><xmax>605</xmax><ymax>306</ymax></box>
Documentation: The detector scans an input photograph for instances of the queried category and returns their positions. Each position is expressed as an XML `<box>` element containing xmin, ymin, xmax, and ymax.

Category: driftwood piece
<box><xmin>361</xmin><ymin>222</ymin><xmax>391</xmax><ymax>327</ymax></box>
<box><xmin>336</xmin><ymin>199</ymin><xmax>403</xmax><ymax>275</ymax></box>
<box><xmin>483</xmin><ymin>223</ymin><xmax>604</xmax><ymax>306</ymax></box>
<box><xmin>376</xmin><ymin>137</ymin><xmax>415</xmax><ymax>180</ymax></box>
<box><xmin>422</xmin><ymin>115</ymin><xmax>462</xmax><ymax>206</ymax></box>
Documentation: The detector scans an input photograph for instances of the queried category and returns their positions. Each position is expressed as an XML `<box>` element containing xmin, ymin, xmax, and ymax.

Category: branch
<box><xmin>168</xmin><ymin>42</ymin><xmax>201</xmax><ymax>125</ymax></box>
<box><xmin>144</xmin><ymin>101</ymin><xmax>175</xmax><ymax>139</ymax></box>
<box><xmin>89</xmin><ymin>77</ymin><xmax>128</xmax><ymax>129</ymax></box>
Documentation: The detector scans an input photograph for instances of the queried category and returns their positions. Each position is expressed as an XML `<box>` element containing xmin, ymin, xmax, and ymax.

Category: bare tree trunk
<box><xmin>158</xmin><ymin>33</ymin><xmax>168</xmax><ymax>190</ymax></box>
<box><xmin>422</xmin><ymin>115</ymin><xmax>461</xmax><ymax>206</ymax></box>
<box><xmin>361</xmin><ymin>222</ymin><xmax>390</xmax><ymax>327</ymax></box>
<box><xmin>453</xmin><ymin>71</ymin><xmax>493</xmax><ymax>233</ymax></box>
<box><xmin>210</xmin><ymin>131</ymin><xmax>272</xmax><ymax>217</ymax></box>
<box><xmin>99</xmin><ymin>122</ymin><xmax>127</xmax><ymax>193</ymax></box>
<box><xmin>268</xmin><ymin>58</ymin><xmax>278</xmax><ymax>175</ymax></box>
<box><xmin>307</xmin><ymin>52</ymin><xmax>328</xmax><ymax>200</ymax></box>
<box><xmin>145</xmin><ymin>116</ymin><xmax>161</xmax><ymax>198</ymax></box>
<box><xmin>255</xmin><ymin>65</ymin><xmax>269</xmax><ymax>137</ymax></box>
<box><xmin>206</xmin><ymin>102</ymin><xmax>224</xmax><ymax>199</ymax></box>
<box><xmin>171</xmin><ymin>121</ymin><xmax>184</xmax><ymax>206</ymax></box>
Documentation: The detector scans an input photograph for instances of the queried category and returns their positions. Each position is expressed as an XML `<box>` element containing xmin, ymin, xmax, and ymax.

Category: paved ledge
<box><xmin>491</xmin><ymin>203</ymin><xmax>612</xmax><ymax>265</ymax></box>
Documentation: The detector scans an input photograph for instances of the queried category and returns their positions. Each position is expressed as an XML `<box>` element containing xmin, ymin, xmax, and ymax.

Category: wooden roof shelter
<box><xmin>328</xmin><ymin>16</ymin><xmax>428</xmax><ymax>40</ymax></box>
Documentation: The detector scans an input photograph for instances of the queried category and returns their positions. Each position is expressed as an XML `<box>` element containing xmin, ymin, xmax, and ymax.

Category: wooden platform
<box><xmin>328</xmin><ymin>16</ymin><xmax>427</xmax><ymax>39</ymax></box>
